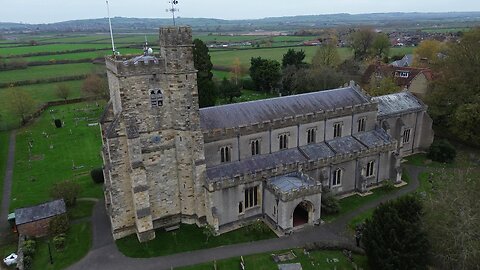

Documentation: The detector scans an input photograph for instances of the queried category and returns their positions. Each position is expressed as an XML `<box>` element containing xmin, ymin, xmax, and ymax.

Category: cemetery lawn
<box><xmin>67</xmin><ymin>200</ymin><xmax>96</xmax><ymax>220</ymax></box>
<box><xmin>176</xmin><ymin>248</ymin><xmax>368</xmax><ymax>270</ymax></box>
<box><xmin>116</xmin><ymin>223</ymin><xmax>277</xmax><ymax>258</ymax></box>
<box><xmin>31</xmin><ymin>221</ymin><xmax>92</xmax><ymax>270</ymax></box>
<box><xmin>10</xmin><ymin>101</ymin><xmax>104</xmax><ymax>210</ymax></box>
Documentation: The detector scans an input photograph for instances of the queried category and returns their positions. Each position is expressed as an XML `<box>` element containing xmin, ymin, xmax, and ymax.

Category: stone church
<box><xmin>100</xmin><ymin>26</ymin><xmax>434</xmax><ymax>242</ymax></box>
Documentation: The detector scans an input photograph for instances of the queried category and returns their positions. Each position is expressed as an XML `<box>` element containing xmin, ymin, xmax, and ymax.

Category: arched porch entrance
<box><xmin>293</xmin><ymin>201</ymin><xmax>313</xmax><ymax>227</ymax></box>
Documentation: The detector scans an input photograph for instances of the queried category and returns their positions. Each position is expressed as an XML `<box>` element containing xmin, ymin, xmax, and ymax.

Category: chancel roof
<box><xmin>199</xmin><ymin>86</ymin><xmax>370</xmax><ymax>130</ymax></box>
<box><xmin>373</xmin><ymin>91</ymin><xmax>425</xmax><ymax>118</ymax></box>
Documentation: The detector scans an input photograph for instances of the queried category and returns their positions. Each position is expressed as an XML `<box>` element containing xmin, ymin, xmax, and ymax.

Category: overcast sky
<box><xmin>2</xmin><ymin>0</ymin><xmax>480</xmax><ymax>24</ymax></box>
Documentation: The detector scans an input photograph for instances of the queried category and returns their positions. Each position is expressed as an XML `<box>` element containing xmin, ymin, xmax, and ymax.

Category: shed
<box><xmin>14</xmin><ymin>199</ymin><xmax>67</xmax><ymax>237</ymax></box>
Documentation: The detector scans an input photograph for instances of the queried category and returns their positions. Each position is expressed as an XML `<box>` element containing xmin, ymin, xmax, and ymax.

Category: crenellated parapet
<box><xmin>205</xmin><ymin>139</ymin><xmax>396</xmax><ymax>191</ymax></box>
<box><xmin>105</xmin><ymin>54</ymin><xmax>165</xmax><ymax>76</ymax></box>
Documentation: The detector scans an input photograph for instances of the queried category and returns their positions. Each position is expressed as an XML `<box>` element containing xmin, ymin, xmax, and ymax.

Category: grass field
<box><xmin>0</xmin><ymin>43</ymin><xmax>112</xmax><ymax>57</ymax></box>
<box><xmin>68</xmin><ymin>200</ymin><xmax>96</xmax><ymax>220</ymax></box>
<box><xmin>0</xmin><ymin>63</ymin><xmax>99</xmax><ymax>85</ymax></box>
<box><xmin>0</xmin><ymin>80</ymin><xmax>84</xmax><ymax>130</ymax></box>
<box><xmin>116</xmin><ymin>223</ymin><xmax>276</xmax><ymax>258</ymax></box>
<box><xmin>22</xmin><ymin>48</ymin><xmax>140</xmax><ymax>62</ymax></box>
<box><xmin>323</xmin><ymin>185</ymin><xmax>398</xmax><ymax>223</ymax></box>
<box><xmin>0</xmin><ymin>132</ymin><xmax>9</xmax><ymax>204</ymax></box>
<box><xmin>176</xmin><ymin>248</ymin><xmax>368</xmax><ymax>270</ymax></box>
<box><xmin>31</xmin><ymin>221</ymin><xmax>92</xmax><ymax>270</ymax></box>
<box><xmin>10</xmin><ymin>101</ymin><xmax>104</xmax><ymax>210</ymax></box>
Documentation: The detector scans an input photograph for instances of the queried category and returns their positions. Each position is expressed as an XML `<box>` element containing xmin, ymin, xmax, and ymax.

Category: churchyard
<box><xmin>176</xmin><ymin>249</ymin><xmax>368</xmax><ymax>270</ymax></box>
<box><xmin>10</xmin><ymin>101</ymin><xmax>104</xmax><ymax>210</ymax></box>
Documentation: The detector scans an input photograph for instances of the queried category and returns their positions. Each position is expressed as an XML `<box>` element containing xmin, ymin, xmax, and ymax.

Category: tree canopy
<box><xmin>7</xmin><ymin>88</ymin><xmax>35</xmax><ymax>125</ymax></box>
<box><xmin>82</xmin><ymin>74</ymin><xmax>108</xmax><ymax>99</ymax></box>
<box><xmin>363</xmin><ymin>195</ymin><xmax>430</xmax><ymax>270</ymax></box>
<box><xmin>281</xmin><ymin>49</ymin><xmax>306</xmax><ymax>68</ymax></box>
<box><xmin>249</xmin><ymin>57</ymin><xmax>281</xmax><ymax>93</ymax></box>
<box><xmin>427</xmin><ymin>28</ymin><xmax>480</xmax><ymax>146</ymax></box>
<box><xmin>193</xmin><ymin>38</ymin><xmax>217</xmax><ymax>108</ymax></box>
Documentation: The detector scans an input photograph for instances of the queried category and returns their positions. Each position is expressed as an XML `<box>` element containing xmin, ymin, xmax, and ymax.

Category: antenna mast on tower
<box><xmin>166</xmin><ymin>1</ymin><xmax>179</xmax><ymax>26</ymax></box>
<box><xmin>106</xmin><ymin>0</ymin><xmax>118</xmax><ymax>56</ymax></box>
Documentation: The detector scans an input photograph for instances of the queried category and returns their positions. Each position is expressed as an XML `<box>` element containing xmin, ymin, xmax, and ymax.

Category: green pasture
<box><xmin>10</xmin><ymin>101</ymin><xmax>104</xmax><ymax>210</ymax></box>
<box><xmin>177</xmin><ymin>248</ymin><xmax>368</xmax><ymax>270</ymax></box>
<box><xmin>22</xmin><ymin>48</ymin><xmax>140</xmax><ymax>62</ymax></box>
<box><xmin>0</xmin><ymin>80</ymin><xmax>84</xmax><ymax>130</ymax></box>
<box><xmin>0</xmin><ymin>63</ymin><xmax>99</xmax><ymax>85</ymax></box>
<box><xmin>0</xmin><ymin>43</ymin><xmax>111</xmax><ymax>57</ymax></box>
<box><xmin>36</xmin><ymin>34</ymin><xmax>112</xmax><ymax>43</ymax></box>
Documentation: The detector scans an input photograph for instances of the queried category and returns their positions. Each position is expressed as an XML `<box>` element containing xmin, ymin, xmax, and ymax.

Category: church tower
<box><xmin>101</xmin><ymin>26</ymin><xmax>207</xmax><ymax>242</ymax></box>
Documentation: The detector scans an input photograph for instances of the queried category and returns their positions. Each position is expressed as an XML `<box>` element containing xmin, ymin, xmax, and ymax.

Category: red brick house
<box><xmin>14</xmin><ymin>199</ymin><xmax>66</xmax><ymax>237</ymax></box>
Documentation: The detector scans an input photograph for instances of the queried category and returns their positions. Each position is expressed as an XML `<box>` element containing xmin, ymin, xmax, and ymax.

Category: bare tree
<box><xmin>55</xmin><ymin>84</ymin><xmax>70</xmax><ymax>101</ymax></box>
<box><xmin>423</xmin><ymin>169</ymin><xmax>480</xmax><ymax>270</ymax></box>
<box><xmin>7</xmin><ymin>88</ymin><xmax>35</xmax><ymax>125</ymax></box>
<box><xmin>82</xmin><ymin>74</ymin><xmax>109</xmax><ymax>99</ymax></box>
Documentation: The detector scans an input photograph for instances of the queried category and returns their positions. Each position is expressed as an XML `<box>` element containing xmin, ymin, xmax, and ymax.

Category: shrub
<box><xmin>54</xmin><ymin>119</ymin><xmax>62</xmax><ymax>128</ymax></box>
<box><xmin>49</xmin><ymin>214</ymin><xmax>70</xmax><ymax>236</ymax></box>
<box><xmin>53</xmin><ymin>234</ymin><xmax>67</xmax><ymax>251</ymax></box>
<box><xmin>427</xmin><ymin>139</ymin><xmax>456</xmax><ymax>163</ymax></box>
<box><xmin>321</xmin><ymin>188</ymin><xmax>340</xmax><ymax>215</ymax></box>
<box><xmin>22</xmin><ymin>243</ymin><xmax>35</xmax><ymax>257</ymax></box>
<box><xmin>90</xmin><ymin>168</ymin><xmax>105</xmax><ymax>183</ymax></box>
<box><xmin>50</xmin><ymin>180</ymin><xmax>81</xmax><ymax>206</ymax></box>
<box><xmin>381</xmin><ymin>179</ymin><xmax>395</xmax><ymax>192</ymax></box>
<box><xmin>23</xmin><ymin>255</ymin><xmax>33</xmax><ymax>270</ymax></box>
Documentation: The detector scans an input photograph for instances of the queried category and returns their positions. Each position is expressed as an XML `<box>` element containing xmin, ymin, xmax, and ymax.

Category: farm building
<box><xmin>14</xmin><ymin>199</ymin><xmax>67</xmax><ymax>237</ymax></box>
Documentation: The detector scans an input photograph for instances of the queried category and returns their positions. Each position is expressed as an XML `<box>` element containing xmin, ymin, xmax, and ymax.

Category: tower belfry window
<box><xmin>150</xmin><ymin>89</ymin><xmax>163</xmax><ymax>107</ymax></box>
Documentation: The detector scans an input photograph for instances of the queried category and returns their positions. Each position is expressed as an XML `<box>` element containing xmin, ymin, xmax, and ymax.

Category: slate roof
<box><xmin>300</xmin><ymin>142</ymin><xmax>335</xmax><ymax>160</ymax></box>
<box><xmin>199</xmin><ymin>86</ymin><xmax>370</xmax><ymax>130</ymax></box>
<box><xmin>373</xmin><ymin>91</ymin><xmax>425</xmax><ymax>117</ymax></box>
<box><xmin>206</xmin><ymin>129</ymin><xmax>393</xmax><ymax>181</ymax></box>
<box><xmin>391</xmin><ymin>54</ymin><xmax>414</xmax><ymax>67</ymax></box>
<box><xmin>269</xmin><ymin>173</ymin><xmax>315</xmax><ymax>193</ymax></box>
<box><xmin>206</xmin><ymin>148</ymin><xmax>307</xmax><ymax>181</ymax></box>
<box><xmin>326</xmin><ymin>136</ymin><xmax>367</xmax><ymax>155</ymax></box>
<box><xmin>353</xmin><ymin>129</ymin><xmax>392</xmax><ymax>148</ymax></box>
<box><xmin>15</xmin><ymin>199</ymin><xmax>66</xmax><ymax>225</ymax></box>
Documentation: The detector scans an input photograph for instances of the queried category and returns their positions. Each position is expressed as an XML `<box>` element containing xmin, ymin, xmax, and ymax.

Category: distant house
<box><xmin>363</xmin><ymin>64</ymin><xmax>433</xmax><ymax>97</ymax></box>
<box><xmin>391</xmin><ymin>54</ymin><xmax>414</xmax><ymax>67</ymax></box>
<box><xmin>14</xmin><ymin>199</ymin><xmax>67</xmax><ymax>237</ymax></box>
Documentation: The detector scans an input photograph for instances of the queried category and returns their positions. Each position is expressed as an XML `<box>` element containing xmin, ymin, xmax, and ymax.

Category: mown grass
<box><xmin>0</xmin><ymin>63</ymin><xmax>99</xmax><ymax>85</ymax></box>
<box><xmin>0</xmin><ymin>132</ymin><xmax>9</xmax><ymax>204</ymax></box>
<box><xmin>68</xmin><ymin>200</ymin><xmax>96</xmax><ymax>220</ymax></box>
<box><xmin>323</xmin><ymin>186</ymin><xmax>398</xmax><ymax>223</ymax></box>
<box><xmin>176</xmin><ymin>248</ymin><xmax>368</xmax><ymax>270</ymax></box>
<box><xmin>31</xmin><ymin>222</ymin><xmax>92</xmax><ymax>270</ymax></box>
<box><xmin>10</xmin><ymin>101</ymin><xmax>104</xmax><ymax>210</ymax></box>
<box><xmin>0</xmin><ymin>80</ymin><xmax>84</xmax><ymax>130</ymax></box>
<box><xmin>116</xmin><ymin>223</ymin><xmax>276</xmax><ymax>258</ymax></box>
<box><xmin>0</xmin><ymin>43</ymin><xmax>111</xmax><ymax>57</ymax></box>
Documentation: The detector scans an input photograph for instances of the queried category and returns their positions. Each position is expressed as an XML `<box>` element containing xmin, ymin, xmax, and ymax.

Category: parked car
<box><xmin>3</xmin><ymin>253</ymin><xmax>17</xmax><ymax>266</ymax></box>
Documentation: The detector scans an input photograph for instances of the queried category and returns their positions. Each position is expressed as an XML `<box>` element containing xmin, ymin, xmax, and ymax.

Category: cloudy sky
<box><xmin>2</xmin><ymin>0</ymin><xmax>480</xmax><ymax>24</ymax></box>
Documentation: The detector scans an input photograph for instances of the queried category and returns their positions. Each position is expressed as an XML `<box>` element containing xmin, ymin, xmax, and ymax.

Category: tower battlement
<box><xmin>160</xmin><ymin>26</ymin><xmax>193</xmax><ymax>47</ymax></box>
<box><xmin>105</xmin><ymin>54</ymin><xmax>164</xmax><ymax>76</ymax></box>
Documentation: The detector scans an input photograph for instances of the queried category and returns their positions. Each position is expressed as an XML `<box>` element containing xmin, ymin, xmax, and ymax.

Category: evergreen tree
<box><xmin>249</xmin><ymin>57</ymin><xmax>281</xmax><ymax>93</ymax></box>
<box><xmin>193</xmin><ymin>39</ymin><xmax>216</xmax><ymax>108</ymax></box>
<box><xmin>218</xmin><ymin>78</ymin><xmax>241</xmax><ymax>103</ymax></box>
<box><xmin>282</xmin><ymin>49</ymin><xmax>306</xmax><ymax>68</ymax></box>
<box><xmin>363</xmin><ymin>195</ymin><xmax>430</xmax><ymax>270</ymax></box>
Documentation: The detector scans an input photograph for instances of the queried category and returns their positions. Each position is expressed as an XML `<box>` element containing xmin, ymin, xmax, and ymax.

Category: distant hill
<box><xmin>1</xmin><ymin>12</ymin><xmax>480</xmax><ymax>33</ymax></box>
